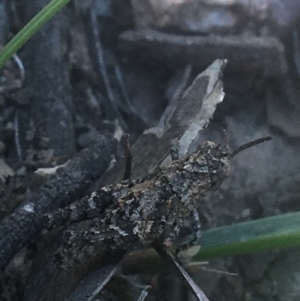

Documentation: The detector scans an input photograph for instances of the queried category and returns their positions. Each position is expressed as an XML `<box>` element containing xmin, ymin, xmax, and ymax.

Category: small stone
<box><xmin>39</xmin><ymin>137</ymin><xmax>50</xmax><ymax>149</ymax></box>
<box><xmin>241</xmin><ymin>208</ymin><xmax>251</xmax><ymax>218</ymax></box>
<box><xmin>16</xmin><ymin>166</ymin><xmax>27</xmax><ymax>176</ymax></box>
<box><xmin>25</xmin><ymin>130</ymin><xmax>35</xmax><ymax>142</ymax></box>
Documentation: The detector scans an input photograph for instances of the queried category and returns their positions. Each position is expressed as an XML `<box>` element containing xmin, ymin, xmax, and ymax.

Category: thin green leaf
<box><xmin>195</xmin><ymin>211</ymin><xmax>300</xmax><ymax>260</ymax></box>
<box><xmin>0</xmin><ymin>0</ymin><xmax>71</xmax><ymax>68</ymax></box>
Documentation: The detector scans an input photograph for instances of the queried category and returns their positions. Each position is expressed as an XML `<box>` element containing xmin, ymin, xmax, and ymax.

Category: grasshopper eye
<box><xmin>217</xmin><ymin>158</ymin><xmax>230</xmax><ymax>179</ymax></box>
<box><xmin>210</xmin><ymin>158</ymin><xmax>230</xmax><ymax>190</ymax></box>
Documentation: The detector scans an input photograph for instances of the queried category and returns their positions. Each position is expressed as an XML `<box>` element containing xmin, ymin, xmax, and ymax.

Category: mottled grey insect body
<box><xmin>44</xmin><ymin>140</ymin><xmax>231</xmax><ymax>250</ymax></box>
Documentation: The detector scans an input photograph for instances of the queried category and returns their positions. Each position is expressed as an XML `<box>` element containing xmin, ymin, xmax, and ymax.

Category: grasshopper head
<box><xmin>195</xmin><ymin>136</ymin><xmax>271</xmax><ymax>191</ymax></box>
<box><xmin>196</xmin><ymin>141</ymin><xmax>231</xmax><ymax>191</ymax></box>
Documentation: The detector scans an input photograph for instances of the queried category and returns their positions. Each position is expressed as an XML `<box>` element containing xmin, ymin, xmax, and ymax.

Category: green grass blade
<box><xmin>195</xmin><ymin>211</ymin><xmax>300</xmax><ymax>260</ymax></box>
<box><xmin>0</xmin><ymin>0</ymin><xmax>71</xmax><ymax>68</ymax></box>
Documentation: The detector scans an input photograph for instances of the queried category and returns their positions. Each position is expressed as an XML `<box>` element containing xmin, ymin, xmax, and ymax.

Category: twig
<box><xmin>0</xmin><ymin>135</ymin><xmax>116</xmax><ymax>269</ymax></box>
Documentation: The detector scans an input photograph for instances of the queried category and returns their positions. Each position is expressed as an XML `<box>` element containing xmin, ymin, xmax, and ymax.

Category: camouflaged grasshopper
<box><xmin>43</xmin><ymin>136</ymin><xmax>271</xmax><ymax>251</ymax></box>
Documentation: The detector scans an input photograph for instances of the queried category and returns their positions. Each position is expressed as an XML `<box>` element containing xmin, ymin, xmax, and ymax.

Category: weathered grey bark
<box><xmin>104</xmin><ymin>59</ymin><xmax>226</xmax><ymax>184</ymax></box>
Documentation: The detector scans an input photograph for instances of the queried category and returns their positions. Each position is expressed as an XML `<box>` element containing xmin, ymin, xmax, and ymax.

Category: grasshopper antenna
<box><xmin>231</xmin><ymin>136</ymin><xmax>272</xmax><ymax>159</ymax></box>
